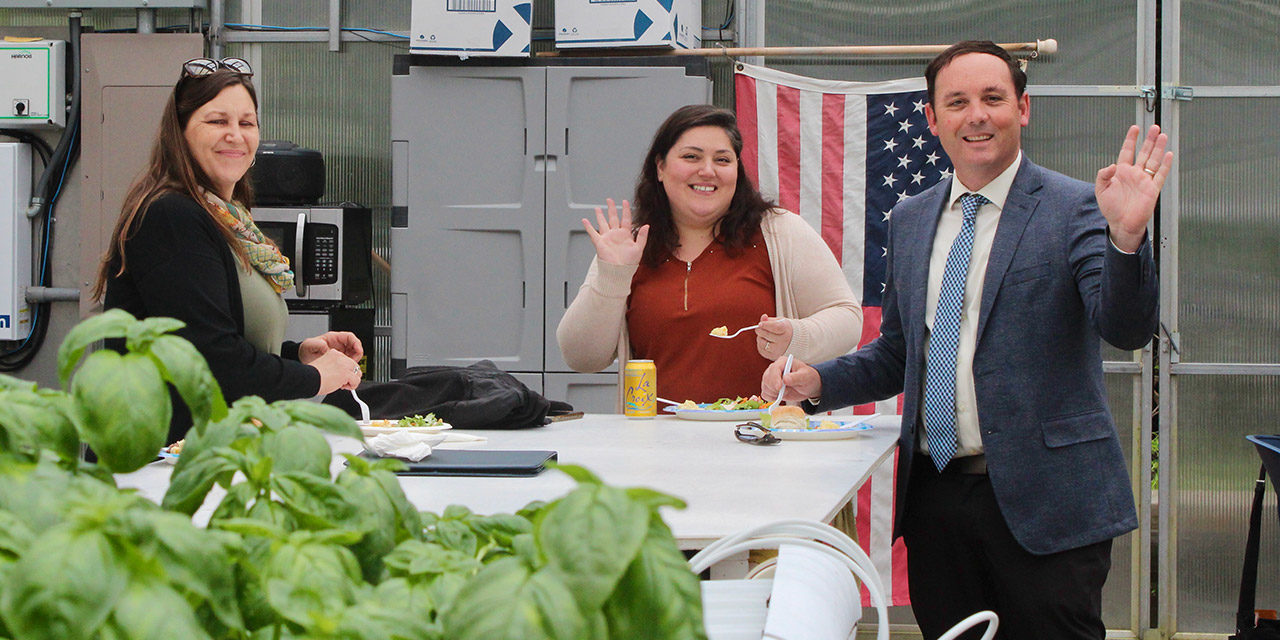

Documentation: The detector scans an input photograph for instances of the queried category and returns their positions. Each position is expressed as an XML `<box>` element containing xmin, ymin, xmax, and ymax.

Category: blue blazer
<box><xmin>811</xmin><ymin>156</ymin><xmax>1158</xmax><ymax>555</ymax></box>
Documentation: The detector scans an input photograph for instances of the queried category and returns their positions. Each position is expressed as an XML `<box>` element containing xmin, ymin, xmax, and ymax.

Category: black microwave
<box><xmin>253</xmin><ymin>205</ymin><xmax>372</xmax><ymax>309</ymax></box>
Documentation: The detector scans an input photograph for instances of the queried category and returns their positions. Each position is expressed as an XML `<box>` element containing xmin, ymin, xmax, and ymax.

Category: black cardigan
<box><xmin>105</xmin><ymin>192</ymin><xmax>320</xmax><ymax>439</ymax></box>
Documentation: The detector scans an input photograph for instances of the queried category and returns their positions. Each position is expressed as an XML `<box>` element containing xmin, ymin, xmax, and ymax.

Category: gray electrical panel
<box><xmin>390</xmin><ymin>57</ymin><xmax>711</xmax><ymax>412</ymax></box>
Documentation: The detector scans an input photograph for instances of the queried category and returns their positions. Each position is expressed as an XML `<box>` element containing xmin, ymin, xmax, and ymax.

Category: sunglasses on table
<box><xmin>734</xmin><ymin>422</ymin><xmax>780</xmax><ymax>446</ymax></box>
<box><xmin>182</xmin><ymin>57</ymin><xmax>254</xmax><ymax>78</ymax></box>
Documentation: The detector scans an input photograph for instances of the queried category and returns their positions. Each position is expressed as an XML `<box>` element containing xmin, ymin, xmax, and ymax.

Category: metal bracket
<box><xmin>1162</xmin><ymin>85</ymin><xmax>1194</xmax><ymax>102</ymax></box>
<box><xmin>1140</xmin><ymin>86</ymin><xmax>1157</xmax><ymax>112</ymax></box>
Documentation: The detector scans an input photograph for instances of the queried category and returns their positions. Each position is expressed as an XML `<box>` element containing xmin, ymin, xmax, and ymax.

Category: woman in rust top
<box><xmin>557</xmin><ymin>104</ymin><xmax>862</xmax><ymax>404</ymax></box>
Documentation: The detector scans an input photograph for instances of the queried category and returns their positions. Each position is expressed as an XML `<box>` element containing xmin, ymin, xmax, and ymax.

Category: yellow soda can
<box><xmin>624</xmin><ymin>360</ymin><xmax>657</xmax><ymax>418</ymax></box>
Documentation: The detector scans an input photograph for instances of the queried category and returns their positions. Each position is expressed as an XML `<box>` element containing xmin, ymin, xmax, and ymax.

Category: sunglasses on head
<box><xmin>182</xmin><ymin>57</ymin><xmax>253</xmax><ymax>79</ymax></box>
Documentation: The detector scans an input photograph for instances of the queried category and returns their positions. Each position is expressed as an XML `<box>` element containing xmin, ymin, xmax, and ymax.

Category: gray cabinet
<box><xmin>390</xmin><ymin>58</ymin><xmax>711</xmax><ymax>412</ymax></box>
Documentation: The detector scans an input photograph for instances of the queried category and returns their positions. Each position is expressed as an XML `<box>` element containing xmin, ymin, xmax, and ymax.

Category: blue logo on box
<box><xmin>0</xmin><ymin>315</ymin><xmax>9</xmax><ymax>329</ymax></box>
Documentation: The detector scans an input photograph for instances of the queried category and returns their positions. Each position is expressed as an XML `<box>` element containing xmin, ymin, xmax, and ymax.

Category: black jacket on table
<box><xmin>104</xmin><ymin>192</ymin><xmax>320</xmax><ymax>442</ymax></box>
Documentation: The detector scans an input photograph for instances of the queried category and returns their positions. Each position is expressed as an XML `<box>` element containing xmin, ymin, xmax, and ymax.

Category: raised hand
<box><xmin>1095</xmin><ymin>124</ymin><xmax>1173</xmax><ymax>252</ymax></box>
<box><xmin>581</xmin><ymin>198</ymin><xmax>650</xmax><ymax>266</ymax></box>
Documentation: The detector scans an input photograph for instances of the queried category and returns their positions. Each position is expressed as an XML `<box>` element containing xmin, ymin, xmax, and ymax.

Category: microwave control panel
<box><xmin>305</xmin><ymin>224</ymin><xmax>339</xmax><ymax>284</ymax></box>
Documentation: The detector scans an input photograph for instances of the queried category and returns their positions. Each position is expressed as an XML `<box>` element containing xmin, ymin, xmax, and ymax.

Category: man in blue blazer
<box><xmin>763</xmin><ymin>41</ymin><xmax>1170</xmax><ymax>639</ymax></box>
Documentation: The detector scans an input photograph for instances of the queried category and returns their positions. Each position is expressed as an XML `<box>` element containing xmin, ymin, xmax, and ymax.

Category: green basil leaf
<box><xmin>0</xmin><ymin>373</ymin><xmax>36</xmax><ymax>391</ymax></box>
<box><xmin>0</xmin><ymin>528</ymin><xmax>128</xmax><ymax>640</ymax></box>
<box><xmin>383</xmin><ymin>539</ymin><xmax>481</xmax><ymax>584</ymax></box>
<box><xmin>551</xmin><ymin>463</ymin><xmax>602</xmax><ymax>486</ymax></box>
<box><xmin>433</xmin><ymin>519</ymin><xmax>478</xmax><ymax>557</ymax></box>
<box><xmin>469</xmin><ymin>514</ymin><xmax>533</xmax><ymax>549</ymax></box>
<box><xmin>271</xmin><ymin>472</ymin><xmax>357</xmax><ymax>531</ymax></box>
<box><xmin>0</xmin><ymin>392</ymin><xmax>41</xmax><ymax>460</ymax></box>
<box><xmin>212</xmin><ymin>516</ymin><xmax>286</xmax><ymax>541</ymax></box>
<box><xmin>55</xmin><ymin>308</ymin><xmax>137</xmax><ymax>387</ymax></box>
<box><xmin>146</xmin><ymin>335</ymin><xmax>227</xmax><ymax>433</ymax></box>
<box><xmin>536</xmin><ymin>483</ymin><xmax>650</xmax><ymax>612</ymax></box>
<box><xmin>107</xmin><ymin>577</ymin><xmax>212</xmax><ymax>640</ymax></box>
<box><xmin>333</xmin><ymin>472</ymin><xmax>404</xmax><ymax>582</ymax></box>
<box><xmin>160</xmin><ymin>448</ymin><xmax>239</xmax><ymax>515</ymax></box>
<box><xmin>0</xmin><ymin>510</ymin><xmax>35</xmax><ymax>560</ymax></box>
<box><xmin>261</xmin><ymin>424</ymin><xmax>331</xmax><ymax>478</ymax></box>
<box><xmin>443</xmin><ymin>559</ymin><xmax>585</xmax><ymax>640</ymax></box>
<box><xmin>134</xmin><ymin>511</ymin><xmax>245</xmax><ymax>632</ymax></box>
<box><xmin>72</xmin><ymin>350</ymin><xmax>170</xmax><ymax>473</ymax></box>
<box><xmin>264</xmin><ymin>539</ymin><xmax>362</xmax><ymax>627</ymax></box>
<box><xmin>124</xmin><ymin>316</ymin><xmax>186</xmax><ymax>350</ymax></box>
<box><xmin>278</xmin><ymin>400</ymin><xmax>362</xmax><ymax>440</ymax></box>
<box><xmin>602</xmin><ymin>515</ymin><xmax>707</xmax><ymax>640</ymax></box>
<box><xmin>624</xmin><ymin>486</ymin><xmax>688</xmax><ymax>511</ymax></box>
<box><xmin>207</xmin><ymin>481</ymin><xmax>259</xmax><ymax>523</ymax></box>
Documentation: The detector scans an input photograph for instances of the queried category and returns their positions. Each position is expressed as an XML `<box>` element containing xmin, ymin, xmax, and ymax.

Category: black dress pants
<box><xmin>901</xmin><ymin>455</ymin><xmax>1113</xmax><ymax>640</ymax></box>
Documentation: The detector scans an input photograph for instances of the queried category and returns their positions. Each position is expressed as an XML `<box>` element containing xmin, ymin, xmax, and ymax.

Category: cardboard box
<box><xmin>411</xmin><ymin>0</ymin><xmax>532</xmax><ymax>58</ymax></box>
<box><xmin>556</xmin><ymin>0</ymin><xmax>701</xmax><ymax>50</ymax></box>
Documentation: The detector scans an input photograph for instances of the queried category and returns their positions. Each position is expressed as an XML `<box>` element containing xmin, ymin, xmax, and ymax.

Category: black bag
<box><xmin>1229</xmin><ymin>435</ymin><xmax>1280</xmax><ymax>640</ymax></box>
<box><xmin>324</xmin><ymin>360</ymin><xmax>573</xmax><ymax>430</ymax></box>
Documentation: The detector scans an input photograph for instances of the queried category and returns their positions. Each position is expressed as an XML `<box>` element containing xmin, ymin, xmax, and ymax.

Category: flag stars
<box><xmin>940</xmin><ymin>167</ymin><xmax>954</xmax><ymax>180</ymax></box>
<box><xmin>898</xmin><ymin>119</ymin><xmax>913</xmax><ymax>134</ymax></box>
<box><xmin>883</xmin><ymin>138</ymin><xmax>899</xmax><ymax>153</ymax></box>
<box><xmin>884</xmin><ymin>103</ymin><xmax>900</xmax><ymax>117</ymax></box>
<box><xmin>897</xmin><ymin>155</ymin><xmax>912</xmax><ymax>169</ymax></box>
<box><xmin>882</xmin><ymin>211</ymin><xmax>891</xmax><ymax>222</ymax></box>
<box><xmin>913</xmin><ymin>99</ymin><xmax>926</xmax><ymax>113</ymax></box>
<box><xmin>897</xmin><ymin>190</ymin><xmax>910</xmax><ymax>202</ymax></box>
<box><xmin>911</xmin><ymin>172</ymin><xmax>926</xmax><ymax>185</ymax></box>
<box><xmin>882</xmin><ymin>174</ymin><xmax>898</xmax><ymax>188</ymax></box>
<box><xmin>912</xmin><ymin>136</ymin><xmax>927</xmax><ymax>150</ymax></box>
<box><xmin>925</xmin><ymin>151</ymin><xmax>941</xmax><ymax>165</ymax></box>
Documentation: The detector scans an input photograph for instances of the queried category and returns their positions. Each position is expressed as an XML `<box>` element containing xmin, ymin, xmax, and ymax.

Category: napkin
<box><xmin>364</xmin><ymin>430</ymin><xmax>446</xmax><ymax>461</ymax></box>
<box><xmin>363</xmin><ymin>432</ymin><xmax>490</xmax><ymax>461</ymax></box>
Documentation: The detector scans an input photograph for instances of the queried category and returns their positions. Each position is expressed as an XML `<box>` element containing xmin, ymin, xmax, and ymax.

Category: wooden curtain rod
<box><xmin>536</xmin><ymin>39</ymin><xmax>1057</xmax><ymax>58</ymax></box>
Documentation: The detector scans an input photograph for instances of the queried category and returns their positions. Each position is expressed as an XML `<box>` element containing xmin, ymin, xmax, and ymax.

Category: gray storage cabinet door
<box><xmin>543</xmin><ymin>66</ymin><xmax>712</xmax><ymax>373</ymax></box>
<box><xmin>391</xmin><ymin>66</ymin><xmax>546</xmax><ymax>374</ymax></box>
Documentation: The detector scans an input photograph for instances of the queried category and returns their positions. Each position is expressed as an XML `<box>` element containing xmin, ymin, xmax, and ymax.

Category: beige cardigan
<box><xmin>556</xmin><ymin>209</ymin><xmax>863</xmax><ymax>408</ymax></box>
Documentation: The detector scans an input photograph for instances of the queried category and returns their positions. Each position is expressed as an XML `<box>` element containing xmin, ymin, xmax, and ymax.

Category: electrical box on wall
<box><xmin>0</xmin><ymin>39</ymin><xmax>67</xmax><ymax>129</ymax></box>
<box><xmin>0</xmin><ymin>143</ymin><xmax>33</xmax><ymax>341</ymax></box>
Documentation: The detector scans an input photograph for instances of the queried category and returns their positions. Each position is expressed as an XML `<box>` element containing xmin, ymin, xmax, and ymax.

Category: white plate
<box><xmin>769</xmin><ymin>418</ymin><xmax>876</xmax><ymax>440</ymax></box>
<box><xmin>358</xmin><ymin>421</ymin><xmax>452</xmax><ymax>437</ymax></box>
<box><xmin>665</xmin><ymin>405</ymin><xmax>766</xmax><ymax>421</ymax></box>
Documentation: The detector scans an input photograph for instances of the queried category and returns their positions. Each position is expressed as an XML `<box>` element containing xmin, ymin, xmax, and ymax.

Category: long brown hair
<box><xmin>633</xmin><ymin>104</ymin><xmax>775</xmax><ymax>267</ymax></box>
<box><xmin>92</xmin><ymin>69</ymin><xmax>259</xmax><ymax>300</ymax></box>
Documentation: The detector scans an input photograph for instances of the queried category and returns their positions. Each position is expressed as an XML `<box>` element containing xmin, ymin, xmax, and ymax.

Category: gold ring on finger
<box><xmin>1143</xmin><ymin>167</ymin><xmax>1157</xmax><ymax>177</ymax></box>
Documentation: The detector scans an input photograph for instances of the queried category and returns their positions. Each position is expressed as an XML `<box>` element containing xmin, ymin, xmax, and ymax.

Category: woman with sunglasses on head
<box><xmin>557</xmin><ymin>104</ymin><xmax>862</xmax><ymax>405</ymax></box>
<box><xmin>93</xmin><ymin>58</ymin><xmax>363</xmax><ymax>444</ymax></box>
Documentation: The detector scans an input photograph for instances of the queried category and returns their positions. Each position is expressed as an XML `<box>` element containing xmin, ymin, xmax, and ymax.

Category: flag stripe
<box><xmin>735</xmin><ymin>72</ymin><xmax>760</xmax><ymax>189</ymax></box>
<box><xmin>775</xmin><ymin>85</ymin><xmax>801</xmax><ymax>213</ymax></box>
<box><xmin>820</xmin><ymin>92</ymin><xmax>845</xmax><ymax>262</ymax></box>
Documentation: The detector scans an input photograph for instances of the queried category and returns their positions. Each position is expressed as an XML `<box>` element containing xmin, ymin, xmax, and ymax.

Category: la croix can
<box><xmin>624</xmin><ymin>359</ymin><xmax>657</xmax><ymax>418</ymax></box>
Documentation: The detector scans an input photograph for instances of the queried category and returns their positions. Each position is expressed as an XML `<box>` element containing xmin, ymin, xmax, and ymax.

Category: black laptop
<box><xmin>359</xmin><ymin>449</ymin><xmax>557</xmax><ymax>477</ymax></box>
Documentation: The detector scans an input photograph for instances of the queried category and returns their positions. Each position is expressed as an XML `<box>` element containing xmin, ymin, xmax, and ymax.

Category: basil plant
<box><xmin>0</xmin><ymin>310</ymin><xmax>708</xmax><ymax>640</ymax></box>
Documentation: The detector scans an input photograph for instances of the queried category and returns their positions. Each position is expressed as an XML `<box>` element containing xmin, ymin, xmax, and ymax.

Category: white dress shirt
<box><xmin>920</xmin><ymin>152</ymin><xmax>1022</xmax><ymax>458</ymax></box>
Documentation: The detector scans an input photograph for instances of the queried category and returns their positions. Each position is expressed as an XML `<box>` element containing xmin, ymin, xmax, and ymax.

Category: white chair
<box><xmin>691</xmin><ymin>519</ymin><xmax>999</xmax><ymax>640</ymax></box>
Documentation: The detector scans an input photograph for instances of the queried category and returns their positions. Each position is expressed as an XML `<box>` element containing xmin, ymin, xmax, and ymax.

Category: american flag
<box><xmin>734</xmin><ymin>61</ymin><xmax>953</xmax><ymax>608</ymax></box>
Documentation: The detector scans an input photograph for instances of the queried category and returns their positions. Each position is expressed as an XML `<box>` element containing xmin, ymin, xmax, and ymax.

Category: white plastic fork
<box><xmin>350</xmin><ymin>388</ymin><xmax>371</xmax><ymax>423</ymax></box>
<box><xmin>709</xmin><ymin>323</ymin><xmax>760</xmax><ymax>339</ymax></box>
<box><xmin>774</xmin><ymin>354</ymin><xmax>795</xmax><ymax>406</ymax></box>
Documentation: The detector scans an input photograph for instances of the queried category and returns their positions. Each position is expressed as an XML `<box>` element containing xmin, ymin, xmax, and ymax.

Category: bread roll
<box><xmin>770</xmin><ymin>405</ymin><xmax>808</xmax><ymax>429</ymax></box>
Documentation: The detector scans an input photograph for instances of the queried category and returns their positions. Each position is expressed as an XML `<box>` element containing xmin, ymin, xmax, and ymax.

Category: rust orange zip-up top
<box><xmin>626</xmin><ymin>228</ymin><xmax>775</xmax><ymax>403</ymax></box>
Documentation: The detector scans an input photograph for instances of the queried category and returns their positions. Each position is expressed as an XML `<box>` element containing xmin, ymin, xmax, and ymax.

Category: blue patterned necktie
<box><xmin>922</xmin><ymin>192</ymin><xmax>988</xmax><ymax>472</ymax></box>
